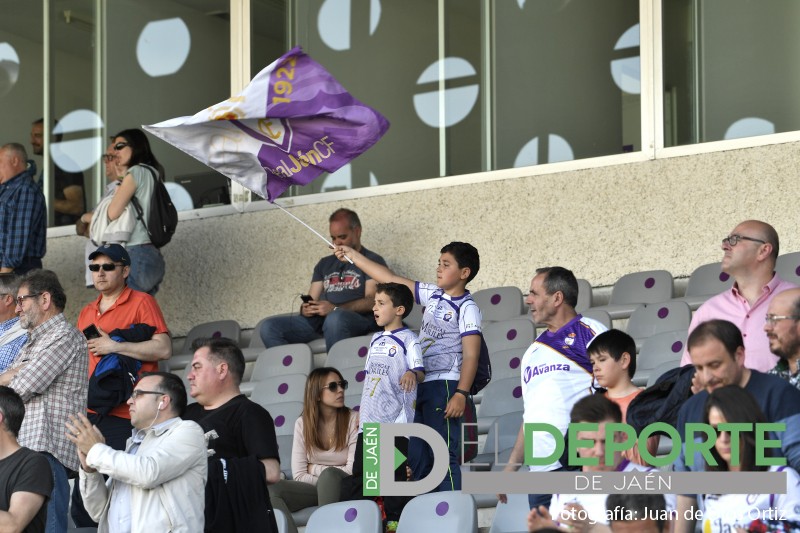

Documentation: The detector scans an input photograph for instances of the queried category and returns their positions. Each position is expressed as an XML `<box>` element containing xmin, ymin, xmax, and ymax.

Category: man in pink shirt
<box><xmin>680</xmin><ymin>220</ymin><xmax>796</xmax><ymax>372</ymax></box>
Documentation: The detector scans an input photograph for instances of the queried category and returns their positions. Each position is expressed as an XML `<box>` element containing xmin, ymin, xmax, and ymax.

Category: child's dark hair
<box><xmin>570</xmin><ymin>393</ymin><xmax>622</xmax><ymax>424</ymax></box>
<box><xmin>587</xmin><ymin>329</ymin><xmax>637</xmax><ymax>379</ymax></box>
<box><xmin>376</xmin><ymin>283</ymin><xmax>414</xmax><ymax>319</ymax></box>
<box><xmin>440</xmin><ymin>242</ymin><xmax>480</xmax><ymax>284</ymax></box>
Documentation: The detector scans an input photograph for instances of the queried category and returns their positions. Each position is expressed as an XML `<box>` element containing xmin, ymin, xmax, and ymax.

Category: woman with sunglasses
<box><xmin>701</xmin><ymin>385</ymin><xmax>800</xmax><ymax>532</ymax></box>
<box><xmin>268</xmin><ymin>367</ymin><xmax>358</xmax><ymax>533</ymax></box>
<box><xmin>80</xmin><ymin>129</ymin><xmax>166</xmax><ymax>295</ymax></box>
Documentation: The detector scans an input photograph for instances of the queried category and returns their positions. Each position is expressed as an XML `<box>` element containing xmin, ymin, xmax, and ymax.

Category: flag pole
<box><xmin>273</xmin><ymin>202</ymin><xmax>354</xmax><ymax>264</ymax></box>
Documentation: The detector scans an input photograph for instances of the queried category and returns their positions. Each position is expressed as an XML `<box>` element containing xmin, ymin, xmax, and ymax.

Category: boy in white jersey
<box><xmin>342</xmin><ymin>283</ymin><xmax>425</xmax><ymax>528</ymax></box>
<box><xmin>334</xmin><ymin>242</ymin><xmax>482</xmax><ymax>491</ymax></box>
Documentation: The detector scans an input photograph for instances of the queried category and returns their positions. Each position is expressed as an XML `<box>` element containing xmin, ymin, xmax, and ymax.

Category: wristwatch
<box><xmin>455</xmin><ymin>388</ymin><xmax>470</xmax><ymax>398</ymax></box>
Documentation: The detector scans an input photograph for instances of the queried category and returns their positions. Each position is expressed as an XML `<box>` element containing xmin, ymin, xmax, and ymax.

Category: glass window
<box><xmin>493</xmin><ymin>0</ymin><xmax>641</xmax><ymax>169</ymax></box>
<box><xmin>106</xmin><ymin>0</ymin><xmax>231</xmax><ymax>210</ymax></box>
<box><xmin>663</xmin><ymin>0</ymin><xmax>800</xmax><ymax>146</ymax></box>
<box><xmin>291</xmin><ymin>0</ymin><xmax>485</xmax><ymax>195</ymax></box>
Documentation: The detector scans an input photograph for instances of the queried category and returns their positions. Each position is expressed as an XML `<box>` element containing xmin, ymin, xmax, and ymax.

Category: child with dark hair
<box><xmin>588</xmin><ymin>329</ymin><xmax>659</xmax><ymax>464</ymax></box>
<box><xmin>333</xmin><ymin>241</ymin><xmax>482</xmax><ymax>492</ymax></box>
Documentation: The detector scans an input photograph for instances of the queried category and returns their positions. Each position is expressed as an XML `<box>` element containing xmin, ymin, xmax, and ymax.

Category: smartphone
<box><xmin>300</xmin><ymin>295</ymin><xmax>313</xmax><ymax>303</ymax></box>
<box><xmin>82</xmin><ymin>324</ymin><xmax>101</xmax><ymax>340</ymax></box>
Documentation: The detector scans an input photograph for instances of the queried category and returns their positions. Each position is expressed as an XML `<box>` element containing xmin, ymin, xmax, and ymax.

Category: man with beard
<box><xmin>764</xmin><ymin>287</ymin><xmax>800</xmax><ymax>389</ymax></box>
<box><xmin>30</xmin><ymin>119</ymin><xmax>85</xmax><ymax>226</ymax></box>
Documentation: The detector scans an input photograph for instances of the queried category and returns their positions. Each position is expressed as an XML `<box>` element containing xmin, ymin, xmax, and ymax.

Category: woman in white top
<box><xmin>82</xmin><ymin>129</ymin><xmax>166</xmax><ymax>295</ymax></box>
<box><xmin>702</xmin><ymin>385</ymin><xmax>800</xmax><ymax>532</ymax></box>
<box><xmin>268</xmin><ymin>367</ymin><xmax>358</xmax><ymax>533</ymax></box>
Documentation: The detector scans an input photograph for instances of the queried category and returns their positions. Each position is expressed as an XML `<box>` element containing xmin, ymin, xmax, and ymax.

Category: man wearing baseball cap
<box><xmin>70</xmin><ymin>243</ymin><xmax>172</xmax><ymax>527</ymax></box>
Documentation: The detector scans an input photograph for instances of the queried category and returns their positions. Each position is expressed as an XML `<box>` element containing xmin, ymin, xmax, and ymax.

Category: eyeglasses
<box><xmin>113</xmin><ymin>142</ymin><xmax>129</xmax><ymax>151</ymax></box>
<box><xmin>130</xmin><ymin>389</ymin><xmax>164</xmax><ymax>400</ymax></box>
<box><xmin>765</xmin><ymin>314</ymin><xmax>800</xmax><ymax>326</ymax></box>
<box><xmin>102</xmin><ymin>154</ymin><xmax>115</xmax><ymax>162</ymax></box>
<box><xmin>722</xmin><ymin>234</ymin><xmax>766</xmax><ymax>247</ymax></box>
<box><xmin>88</xmin><ymin>263</ymin><xmax>124</xmax><ymax>272</ymax></box>
<box><xmin>322</xmin><ymin>380</ymin><xmax>348</xmax><ymax>393</ymax></box>
<box><xmin>16</xmin><ymin>293</ymin><xmax>41</xmax><ymax>306</ymax></box>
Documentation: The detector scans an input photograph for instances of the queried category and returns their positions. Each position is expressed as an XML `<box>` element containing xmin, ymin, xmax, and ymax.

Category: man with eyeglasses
<box><xmin>0</xmin><ymin>274</ymin><xmax>27</xmax><ymax>373</ymax></box>
<box><xmin>765</xmin><ymin>288</ymin><xmax>800</xmax><ymax>389</ymax></box>
<box><xmin>66</xmin><ymin>372</ymin><xmax>206</xmax><ymax>532</ymax></box>
<box><xmin>0</xmin><ymin>143</ymin><xmax>46</xmax><ymax>275</ymax></box>
<box><xmin>0</xmin><ymin>269</ymin><xmax>87</xmax><ymax>533</ymax></box>
<box><xmin>70</xmin><ymin>243</ymin><xmax>171</xmax><ymax>528</ymax></box>
<box><xmin>184</xmin><ymin>337</ymin><xmax>281</xmax><ymax>533</ymax></box>
<box><xmin>673</xmin><ymin>319</ymin><xmax>800</xmax><ymax>533</ymax></box>
<box><xmin>680</xmin><ymin>220</ymin><xmax>796</xmax><ymax>373</ymax></box>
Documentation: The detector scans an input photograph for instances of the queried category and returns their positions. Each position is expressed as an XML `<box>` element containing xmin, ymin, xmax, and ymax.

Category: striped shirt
<box><xmin>10</xmin><ymin>313</ymin><xmax>88</xmax><ymax>472</ymax></box>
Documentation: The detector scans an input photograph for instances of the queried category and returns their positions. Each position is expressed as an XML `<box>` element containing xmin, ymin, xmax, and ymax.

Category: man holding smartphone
<box><xmin>70</xmin><ymin>243</ymin><xmax>172</xmax><ymax>528</ymax></box>
<box><xmin>259</xmin><ymin>208</ymin><xmax>387</xmax><ymax>351</ymax></box>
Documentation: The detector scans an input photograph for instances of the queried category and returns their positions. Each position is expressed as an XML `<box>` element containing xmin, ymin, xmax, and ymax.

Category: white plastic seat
<box><xmin>487</xmin><ymin>348</ymin><xmax>525</xmax><ymax>382</ymax></box>
<box><xmin>635</xmin><ymin>330</ymin><xmax>688</xmax><ymax>386</ymax></box>
<box><xmin>580</xmin><ymin>309</ymin><xmax>612</xmax><ymax>330</ymax></box>
<box><xmin>476</xmin><ymin>377</ymin><xmax>523</xmax><ymax>434</ymax></box>
<box><xmin>397</xmin><ymin>491</ymin><xmax>478</xmax><ymax>533</ymax></box>
<box><xmin>325</xmin><ymin>334</ymin><xmax>373</xmax><ymax>369</ymax></box>
<box><xmin>625</xmin><ymin>301</ymin><xmax>691</xmax><ymax>351</ymax></box>
<box><xmin>468</xmin><ymin>410</ymin><xmax>523</xmax><ymax>471</ymax></box>
<box><xmin>489</xmin><ymin>493</ymin><xmax>531</xmax><ymax>533</ymax></box>
<box><xmin>274</xmin><ymin>508</ymin><xmax>289</xmax><ymax>533</ymax></box>
<box><xmin>776</xmin><ymin>252</ymin><xmax>800</xmax><ymax>286</ymax></box>
<box><xmin>575</xmin><ymin>278</ymin><xmax>593</xmax><ymax>314</ymax></box>
<box><xmin>671</xmin><ymin>262</ymin><xmax>733</xmax><ymax>310</ymax></box>
<box><xmin>483</xmin><ymin>317</ymin><xmax>536</xmax><ymax>354</ymax></box>
<box><xmin>305</xmin><ymin>500</ymin><xmax>382</xmax><ymax>533</ymax></box>
<box><xmin>182</xmin><ymin>320</ymin><xmax>242</xmax><ymax>353</ymax></box>
<box><xmin>256</xmin><ymin>401</ymin><xmax>303</xmax><ymax>436</ymax></box>
<box><xmin>276</xmin><ymin>433</ymin><xmax>294</xmax><ymax>480</ymax></box>
<box><xmin>472</xmin><ymin>286</ymin><xmax>525</xmax><ymax>323</ymax></box>
<box><xmin>588</xmin><ymin>270</ymin><xmax>674</xmax><ymax>320</ymax></box>
<box><xmin>250</xmin><ymin>373</ymin><xmax>308</xmax><ymax>405</ymax></box>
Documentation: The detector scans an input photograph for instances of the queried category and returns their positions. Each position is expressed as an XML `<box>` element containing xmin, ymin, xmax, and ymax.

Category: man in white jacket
<box><xmin>66</xmin><ymin>372</ymin><xmax>207</xmax><ymax>533</ymax></box>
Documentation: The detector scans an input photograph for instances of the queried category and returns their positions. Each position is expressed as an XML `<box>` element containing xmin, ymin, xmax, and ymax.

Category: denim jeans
<box><xmin>127</xmin><ymin>244</ymin><xmax>165</xmax><ymax>295</ymax></box>
<box><xmin>260</xmin><ymin>309</ymin><xmax>378</xmax><ymax>351</ymax></box>
<box><xmin>43</xmin><ymin>453</ymin><xmax>69</xmax><ymax>533</ymax></box>
<box><xmin>408</xmin><ymin>379</ymin><xmax>462</xmax><ymax>492</ymax></box>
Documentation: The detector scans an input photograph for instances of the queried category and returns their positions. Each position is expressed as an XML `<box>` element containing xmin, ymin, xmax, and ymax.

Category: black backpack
<box><xmin>470</xmin><ymin>333</ymin><xmax>492</xmax><ymax>395</ymax></box>
<box><xmin>130</xmin><ymin>165</ymin><xmax>178</xmax><ymax>248</ymax></box>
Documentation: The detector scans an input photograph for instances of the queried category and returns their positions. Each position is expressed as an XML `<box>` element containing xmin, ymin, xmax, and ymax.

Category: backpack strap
<box><xmin>129</xmin><ymin>165</ymin><xmax>157</xmax><ymax>235</ymax></box>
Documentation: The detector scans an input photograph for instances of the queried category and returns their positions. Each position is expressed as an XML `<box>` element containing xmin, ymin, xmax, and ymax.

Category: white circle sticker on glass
<box><xmin>51</xmin><ymin>109</ymin><xmax>104</xmax><ymax>172</ymax></box>
<box><xmin>137</xmin><ymin>18</ymin><xmax>191</xmax><ymax>77</ymax></box>
<box><xmin>318</xmin><ymin>0</ymin><xmax>381</xmax><ymax>51</ymax></box>
<box><xmin>414</xmin><ymin>57</ymin><xmax>479</xmax><ymax>128</ymax></box>
<box><xmin>514</xmin><ymin>134</ymin><xmax>574</xmax><ymax>167</ymax></box>
<box><xmin>319</xmin><ymin>164</ymin><xmax>379</xmax><ymax>192</ymax></box>
<box><xmin>0</xmin><ymin>43</ymin><xmax>20</xmax><ymax>97</ymax></box>
<box><xmin>724</xmin><ymin>117</ymin><xmax>775</xmax><ymax>140</ymax></box>
<box><xmin>610</xmin><ymin>24</ymin><xmax>640</xmax><ymax>94</ymax></box>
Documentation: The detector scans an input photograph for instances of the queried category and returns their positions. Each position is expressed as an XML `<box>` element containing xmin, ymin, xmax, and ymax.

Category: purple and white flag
<box><xmin>144</xmin><ymin>47</ymin><xmax>389</xmax><ymax>201</ymax></box>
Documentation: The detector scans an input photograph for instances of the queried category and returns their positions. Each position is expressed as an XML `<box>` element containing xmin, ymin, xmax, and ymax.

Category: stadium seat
<box><xmin>581</xmin><ymin>308</ymin><xmax>612</xmax><ymax>330</ymax></box>
<box><xmin>325</xmin><ymin>334</ymin><xmax>372</xmax><ymax>369</ymax></box>
<box><xmin>344</xmin><ymin>389</ymin><xmax>362</xmax><ymax>412</ymax></box>
<box><xmin>483</xmin><ymin>317</ymin><xmax>536</xmax><ymax>354</ymax></box>
<box><xmin>487</xmin><ymin>348</ymin><xmax>526</xmax><ymax>382</ymax></box>
<box><xmin>776</xmin><ymin>251</ymin><xmax>800</xmax><ymax>286</ymax></box>
<box><xmin>588</xmin><ymin>270</ymin><xmax>674</xmax><ymax>319</ymax></box>
<box><xmin>576</xmin><ymin>278</ymin><xmax>593</xmax><ymax>314</ymax></box>
<box><xmin>182</xmin><ymin>319</ymin><xmax>241</xmax><ymax>353</ymax></box>
<box><xmin>647</xmin><ymin>360</ymin><xmax>684</xmax><ymax>387</ymax></box>
<box><xmin>257</xmin><ymin>401</ymin><xmax>303</xmax><ymax>436</ymax></box>
<box><xmin>635</xmin><ymin>330</ymin><xmax>688</xmax><ymax>386</ymax></box>
<box><xmin>468</xmin><ymin>410</ymin><xmax>523</xmax><ymax>471</ymax></box>
<box><xmin>477</xmin><ymin>377</ymin><xmax>523</xmax><ymax>434</ymax></box>
<box><xmin>249</xmin><ymin>373</ymin><xmax>308</xmax><ymax>405</ymax></box>
<box><xmin>671</xmin><ymin>262</ymin><xmax>733</xmax><ymax>310</ymax></box>
<box><xmin>249</xmin><ymin>316</ymin><xmax>271</xmax><ymax>348</ymax></box>
<box><xmin>472</xmin><ymin>286</ymin><xmax>525</xmax><ymax>322</ymax></box>
<box><xmin>274</xmin><ymin>508</ymin><xmax>289</xmax><ymax>533</ymax></box>
<box><xmin>338</xmin><ymin>364</ymin><xmax>368</xmax><ymax>398</ymax></box>
<box><xmin>489</xmin><ymin>493</ymin><xmax>530</xmax><ymax>533</ymax></box>
<box><xmin>276</xmin><ymin>433</ymin><xmax>294</xmax><ymax>479</ymax></box>
<box><xmin>305</xmin><ymin>500</ymin><xmax>382</xmax><ymax>533</ymax></box>
<box><xmin>397</xmin><ymin>492</ymin><xmax>478</xmax><ymax>533</ymax></box>
<box><xmin>625</xmin><ymin>301</ymin><xmax>691</xmax><ymax>351</ymax></box>
<box><xmin>240</xmin><ymin>344</ymin><xmax>313</xmax><ymax>395</ymax></box>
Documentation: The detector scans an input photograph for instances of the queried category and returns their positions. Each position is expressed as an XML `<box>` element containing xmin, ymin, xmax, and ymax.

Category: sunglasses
<box><xmin>88</xmin><ymin>263</ymin><xmax>124</xmax><ymax>272</ymax></box>
<box><xmin>323</xmin><ymin>380</ymin><xmax>348</xmax><ymax>393</ymax></box>
<box><xmin>113</xmin><ymin>142</ymin><xmax>129</xmax><ymax>151</ymax></box>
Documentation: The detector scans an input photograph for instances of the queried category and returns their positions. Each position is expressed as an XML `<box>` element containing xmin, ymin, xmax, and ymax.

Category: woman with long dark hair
<box><xmin>88</xmin><ymin>129</ymin><xmax>166</xmax><ymax>294</ymax></box>
<box><xmin>702</xmin><ymin>385</ymin><xmax>800</xmax><ymax>531</ymax></box>
<box><xmin>268</xmin><ymin>367</ymin><xmax>358</xmax><ymax>533</ymax></box>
